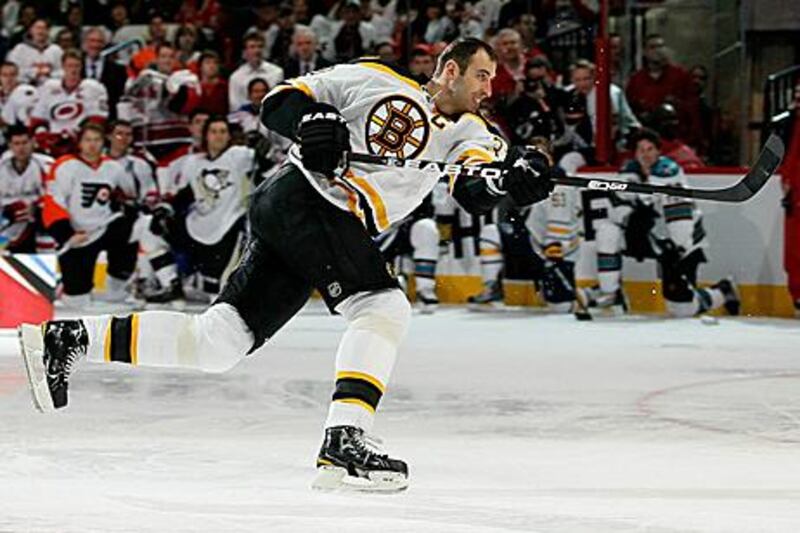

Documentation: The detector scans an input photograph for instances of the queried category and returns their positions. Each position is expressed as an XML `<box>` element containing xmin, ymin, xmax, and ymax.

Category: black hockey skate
<box><xmin>143</xmin><ymin>278</ymin><xmax>185</xmax><ymax>306</ymax></box>
<box><xmin>467</xmin><ymin>280</ymin><xmax>504</xmax><ymax>306</ymax></box>
<box><xmin>312</xmin><ymin>426</ymin><xmax>409</xmax><ymax>492</ymax></box>
<box><xmin>576</xmin><ymin>286</ymin><xmax>628</xmax><ymax>320</ymax></box>
<box><xmin>712</xmin><ymin>278</ymin><xmax>740</xmax><ymax>316</ymax></box>
<box><xmin>18</xmin><ymin>320</ymin><xmax>88</xmax><ymax>412</ymax></box>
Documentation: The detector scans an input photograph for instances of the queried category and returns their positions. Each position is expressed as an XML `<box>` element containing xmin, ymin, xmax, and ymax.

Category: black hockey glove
<box><xmin>149</xmin><ymin>203</ymin><xmax>175</xmax><ymax>237</ymax></box>
<box><xmin>502</xmin><ymin>146</ymin><xmax>556</xmax><ymax>207</ymax></box>
<box><xmin>297</xmin><ymin>103</ymin><xmax>351</xmax><ymax>176</ymax></box>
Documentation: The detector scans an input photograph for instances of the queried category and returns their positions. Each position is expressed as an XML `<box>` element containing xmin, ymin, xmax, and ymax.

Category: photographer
<box><xmin>506</xmin><ymin>57</ymin><xmax>564</xmax><ymax>146</ymax></box>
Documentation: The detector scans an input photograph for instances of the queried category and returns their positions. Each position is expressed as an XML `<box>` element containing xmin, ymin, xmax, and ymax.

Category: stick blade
<box><xmin>735</xmin><ymin>133</ymin><xmax>785</xmax><ymax>201</ymax></box>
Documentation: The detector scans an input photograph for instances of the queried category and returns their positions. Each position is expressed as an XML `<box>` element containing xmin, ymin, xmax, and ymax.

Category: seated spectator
<box><xmin>649</xmin><ymin>102</ymin><xmax>704</xmax><ymax>169</ymax></box>
<box><xmin>312</xmin><ymin>0</ymin><xmax>377</xmax><ymax>63</ymax></box>
<box><xmin>263</xmin><ymin>3</ymin><xmax>301</xmax><ymax>63</ymax></box>
<box><xmin>42</xmin><ymin>122</ymin><xmax>139</xmax><ymax>308</ymax></box>
<box><xmin>7</xmin><ymin>18</ymin><xmax>63</xmax><ymax>85</ymax></box>
<box><xmin>55</xmin><ymin>28</ymin><xmax>79</xmax><ymax>52</ymax></box>
<box><xmin>506</xmin><ymin>58</ymin><xmax>563</xmax><ymax>146</ymax></box>
<box><xmin>412</xmin><ymin>1</ymin><xmax>457</xmax><ymax>44</ymax></box>
<box><xmin>491</xmin><ymin>28</ymin><xmax>526</xmax><ymax>104</ymax></box>
<box><xmin>82</xmin><ymin>27</ymin><xmax>127</xmax><ymax>120</ymax></box>
<box><xmin>626</xmin><ymin>34</ymin><xmax>701</xmax><ymax>149</ymax></box>
<box><xmin>472</xmin><ymin>0</ymin><xmax>502</xmax><ymax>34</ymax></box>
<box><xmin>0</xmin><ymin>125</ymin><xmax>52</xmax><ymax>253</ymax></box>
<box><xmin>228</xmin><ymin>33</ymin><xmax>284</xmax><ymax>112</ymax></box>
<box><xmin>408</xmin><ymin>44</ymin><xmax>435</xmax><ymax>83</ymax></box>
<box><xmin>129</xmin><ymin>13</ymin><xmax>171</xmax><ymax>75</ymax></box>
<box><xmin>569</xmin><ymin>58</ymin><xmax>640</xmax><ymax>152</ymax></box>
<box><xmin>0</xmin><ymin>61</ymin><xmax>37</xmax><ymax>129</ymax></box>
<box><xmin>450</xmin><ymin>2</ymin><xmax>484</xmax><ymax>40</ymax></box>
<box><xmin>374</xmin><ymin>41</ymin><xmax>398</xmax><ymax>64</ymax></box>
<box><xmin>282</xmin><ymin>26</ymin><xmax>332</xmax><ymax>78</ymax></box>
<box><xmin>609</xmin><ymin>32</ymin><xmax>627</xmax><ymax>88</ymax></box>
<box><xmin>361</xmin><ymin>0</ymin><xmax>397</xmax><ymax>44</ymax></box>
<box><xmin>64</xmin><ymin>4</ymin><xmax>84</xmax><ymax>41</ymax></box>
<box><xmin>174</xmin><ymin>23</ymin><xmax>202</xmax><ymax>72</ymax></box>
<box><xmin>690</xmin><ymin>64</ymin><xmax>713</xmax><ymax>156</ymax></box>
<box><xmin>197</xmin><ymin>51</ymin><xmax>229</xmax><ymax>116</ymax></box>
<box><xmin>7</xmin><ymin>4</ymin><xmax>38</xmax><ymax>48</ymax></box>
<box><xmin>29</xmin><ymin>49</ymin><xmax>109</xmax><ymax>158</ymax></box>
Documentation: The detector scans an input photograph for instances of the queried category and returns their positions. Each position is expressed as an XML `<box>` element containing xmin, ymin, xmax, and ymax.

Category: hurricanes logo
<box><xmin>50</xmin><ymin>101</ymin><xmax>85</xmax><ymax>122</ymax></box>
<box><xmin>365</xmin><ymin>96</ymin><xmax>429</xmax><ymax>158</ymax></box>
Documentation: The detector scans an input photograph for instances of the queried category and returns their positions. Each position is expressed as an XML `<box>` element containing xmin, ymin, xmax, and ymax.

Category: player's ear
<box><xmin>443</xmin><ymin>59</ymin><xmax>460</xmax><ymax>82</ymax></box>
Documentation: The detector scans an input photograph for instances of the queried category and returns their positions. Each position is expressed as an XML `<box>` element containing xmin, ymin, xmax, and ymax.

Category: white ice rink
<box><xmin>1</xmin><ymin>305</ymin><xmax>800</xmax><ymax>532</ymax></box>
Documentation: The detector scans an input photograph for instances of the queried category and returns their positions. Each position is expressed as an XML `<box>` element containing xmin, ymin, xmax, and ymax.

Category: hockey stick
<box><xmin>346</xmin><ymin>134</ymin><xmax>785</xmax><ymax>203</ymax></box>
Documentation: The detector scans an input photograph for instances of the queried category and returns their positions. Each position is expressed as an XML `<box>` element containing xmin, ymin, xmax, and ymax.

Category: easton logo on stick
<box><xmin>587</xmin><ymin>180</ymin><xmax>628</xmax><ymax>191</ymax></box>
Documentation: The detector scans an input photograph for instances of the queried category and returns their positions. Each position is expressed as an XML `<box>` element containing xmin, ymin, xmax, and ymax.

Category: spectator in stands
<box><xmin>0</xmin><ymin>61</ymin><xmax>37</xmax><ymax>129</ymax></box>
<box><xmin>107</xmin><ymin>2</ymin><xmax>131</xmax><ymax>35</ymax></box>
<box><xmin>282</xmin><ymin>26</ymin><xmax>332</xmax><ymax>78</ymax></box>
<box><xmin>450</xmin><ymin>2</ymin><xmax>484</xmax><ymax>40</ymax></box>
<box><xmin>412</xmin><ymin>1</ymin><xmax>457</xmax><ymax>44</ymax></box>
<box><xmin>264</xmin><ymin>3</ymin><xmax>299</xmax><ymax>64</ymax></box>
<box><xmin>229</xmin><ymin>78</ymin><xmax>269</xmax><ymax>134</ymax></box>
<box><xmin>491</xmin><ymin>28</ymin><xmax>526</xmax><ymax>103</ymax></box>
<box><xmin>0</xmin><ymin>125</ymin><xmax>51</xmax><ymax>253</ymax></box>
<box><xmin>129</xmin><ymin>13</ymin><xmax>171</xmax><ymax>75</ymax></box>
<box><xmin>82</xmin><ymin>27</ymin><xmax>127</xmax><ymax>121</ymax></box>
<box><xmin>690</xmin><ymin>64</ymin><xmax>713</xmax><ymax>155</ymax></box>
<box><xmin>408</xmin><ymin>45</ymin><xmax>435</xmax><ymax>83</ymax></box>
<box><xmin>626</xmin><ymin>34</ymin><xmax>701</xmax><ymax>149</ymax></box>
<box><xmin>228</xmin><ymin>33</ymin><xmax>284</xmax><ymax>112</ymax></box>
<box><xmin>55</xmin><ymin>28</ymin><xmax>79</xmax><ymax>52</ymax></box>
<box><xmin>374</xmin><ymin>41</ymin><xmax>398</xmax><ymax>64</ymax></box>
<box><xmin>7</xmin><ymin>3</ymin><xmax>37</xmax><ymax>48</ymax></box>
<box><xmin>174</xmin><ymin>23</ymin><xmax>202</xmax><ymax>72</ymax></box>
<box><xmin>506</xmin><ymin>57</ymin><xmax>563</xmax><ymax>146</ymax></box>
<box><xmin>570</xmin><ymin>58</ymin><xmax>640</xmax><ymax>153</ymax></box>
<box><xmin>513</xmin><ymin>13</ymin><xmax>542</xmax><ymax>57</ymax></box>
<box><xmin>7</xmin><ymin>18</ymin><xmax>63</xmax><ymax>85</ymax></box>
<box><xmin>360</xmin><ymin>0</ymin><xmax>397</xmax><ymax>44</ymax></box>
<box><xmin>64</xmin><ymin>5</ymin><xmax>84</xmax><ymax>41</ymax></box>
<box><xmin>197</xmin><ymin>51</ymin><xmax>229</xmax><ymax>116</ymax></box>
<box><xmin>649</xmin><ymin>102</ymin><xmax>703</xmax><ymax>169</ymax></box>
<box><xmin>29</xmin><ymin>49</ymin><xmax>109</xmax><ymax>158</ymax></box>
<box><xmin>609</xmin><ymin>32</ymin><xmax>626</xmax><ymax>87</ymax></box>
<box><xmin>472</xmin><ymin>0</ymin><xmax>502</xmax><ymax>34</ymax></box>
<box><xmin>312</xmin><ymin>0</ymin><xmax>377</xmax><ymax>63</ymax></box>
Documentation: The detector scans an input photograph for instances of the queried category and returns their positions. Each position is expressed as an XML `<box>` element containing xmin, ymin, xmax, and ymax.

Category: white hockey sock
<box><xmin>410</xmin><ymin>218</ymin><xmax>439</xmax><ymax>297</ymax></box>
<box><xmin>479</xmin><ymin>223</ymin><xmax>503</xmax><ymax>284</ymax></box>
<box><xmin>81</xmin><ymin>303</ymin><xmax>253</xmax><ymax>372</ymax></box>
<box><xmin>597</xmin><ymin>253</ymin><xmax>622</xmax><ymax>294</ymax></box>
<box><xmin>324</xmin><ymin>289</ymin><xmax>411</xmax><ymax>432</ymax></box>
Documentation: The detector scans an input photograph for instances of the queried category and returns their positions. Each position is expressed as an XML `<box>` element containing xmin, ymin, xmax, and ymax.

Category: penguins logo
<box><xmin>365</xmin><ymin>96</ymin><xmax>429</xmax><ymax>159</ymax></box>
<box><xmin>199</xmin><ymin>168</ymin><xmax>232</xmax><ymax>200</ymax></box>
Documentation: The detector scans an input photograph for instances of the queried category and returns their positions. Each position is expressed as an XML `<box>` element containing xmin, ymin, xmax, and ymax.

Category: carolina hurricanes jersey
<box><xmin>1</xmin><ymin>83</ymin><xmax>38</xmax><ymax>126</ymax></box>
<box><xmin>6</xmin><ymin>42</ymin><xmax>63</xmax><ymax>85</ymax></box>
<box><xmin>30</xmin><ymin>79</ymin><xmax>108</xmax><ymax>135</ymax></box>
<box><xmin>270</xmin><ymin>60</ymin><xmax>508</xmax><ymax>234</ymax></box>
<box><xmin>112</xmin><ymin>151</ymin><xmax>159</xmax><ymax>206</ymax></box>
<box><xmin>0</xmin><ymin>151</ymin><xmax>52</xmax><ymax>244</ymax></box>
<box><xmin>180</xmin><ymin>145</ymin><xmax>254</xmax><ymax>245</ymax></box>
<box><xmin>43</xmin><ymin>155</ymin><xmax>128</xmax><ymax>246</ymax></box>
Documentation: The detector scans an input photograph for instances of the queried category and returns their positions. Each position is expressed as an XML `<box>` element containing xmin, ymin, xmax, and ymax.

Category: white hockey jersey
<box><xmin>43</xmin><ymin>155</ymin><xmax>128</xmax><ymax>246</ymax></box>
<box><xmin>1</xmin><ymin>83</ymin><xmax>38</xmax><ymax>126</ymax></box>
<box><xmin>6</xmin><ymin>42</ymin><xmax>63</xmax><ymax>85</ymax></box>
<box><xmin>180</xmin><ymin>145</ymin><xmax>254</xmax><ymax>245</ymax></box>
<box><xmin>0</xmin><ymin>151</ymin><xmax>52</xmax><ymax>244</ymax></box>
<box><xmin>272</xmin><ymin>60</ymin><xmax>507</xmax><ymax>234</ymax></box>
<box><xmin>112</xmin><ymin>151</ymin><xmax>159</xmax><ymax>206</ymax></box>
<box><xmin>30</xmin><ymin>78</ymin><xmax>109</xmax><ymax>134</ymax></box>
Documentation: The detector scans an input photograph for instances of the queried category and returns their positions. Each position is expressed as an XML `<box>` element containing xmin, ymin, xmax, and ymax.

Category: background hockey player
<box><xmin>42</xmin><ymin>122</ymin><xmax>137</xmax><ymax>307</ymax></box>
<box><xmin>28</xmin><ymin>49</ymin><xmax>109</xmax><ymax>157</ymax></box>
<box><xmin>20</xmin><ymin>38</ymin><xmax>557</xmax><ymax>493</ymax></box>
<box><xmin>0</xmin><ymin>125</ymin><xmax>52</xmax><ymax>252</ymax></box>
<box><xmin>5</xmin><ymin>18</ymin><xmax>62</xmax><ymax>86</ymax></box>
<box><xmin>148</xmin><ymin>116</ymin><xmax>253</xmax><ymax>300</ymax></box>
<box><xmin>0</xmin><ymin>61</ymin><xmax>38</xmax><ymax>131</ymax></box>
<box><xmin>583</xmin><ymin>128</ymin><xmax>739</xmax><ymax>318</ymax></box>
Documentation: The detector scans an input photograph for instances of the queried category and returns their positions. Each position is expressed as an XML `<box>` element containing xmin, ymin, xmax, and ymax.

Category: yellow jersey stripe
<box><xmin>335</xmin><ymin>398</ymin><xmax>376</xmax><ymax>414</ymax></box>
<box><xmin>348</xmin><ymin>175</ymin><xmax>390</xmax><ymax>232</ymax></box>
<box><xmin>358</xmin><ymin>62</ymin><xmax>421</xmax><ymax>91</ymax></box>
<box><xmin>336</xmin><ymin>370</ymin><xmax>387</xmax><ymax>393</ymax></box>
<box><xmin>130</xmin><ymin>313</ymin><xmax>139</xmax><ymax>366</ymax></box>
<box><xmin>290</xmin><ymin>80</ymin><xmax>315</xmax><ymax>99</ymax></box>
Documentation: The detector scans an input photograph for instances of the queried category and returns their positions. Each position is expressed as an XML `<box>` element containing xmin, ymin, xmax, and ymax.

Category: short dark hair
<box><xmin>61</xmin><ymin>48</ymin><xmax>83</xmax><ymax>64</ymax></box>
<box><xmin>247</xmin><ymin>77</ymin><xmax>269</xmax><ymax>94</ymax></box>
<box><xmin>433</xmin><ymin>38</ymin><xmax>497</xmax><ymax>77</ymax></box>
<box><xmin>632</xmin><ymin>127</ymin><xmax>662</xmax><ymax>149</ymax></box>
<box><xmin>6</xmin><ymin>124</ymin><xmax>30</xmax><ymax>140</ymax></box>
<box><xmin>1</xmin><ymin>61</ymin><xmax>18</xmax><ymax>71</ymax></box>
<box><xmin>201</xmin><ymin>115</ymin><xmax>231</xmax><ymax>151</ymax></box>
<box><xmin>243</xmin><ymin>32</ymin><xmax>265</xmax><ymax>46</ymax></box>
<box><xmin>78</xmin><ymin>121</ymin><xmax>106</xmax><ymax>141</ymax></box>
<box><xmin>107</xmin><ymin>119</ymin><xmax>133</xmax><ymax>133</ymax></box>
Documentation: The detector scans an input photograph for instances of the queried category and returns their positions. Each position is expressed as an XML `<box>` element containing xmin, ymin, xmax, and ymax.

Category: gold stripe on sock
<box><xmin>130</xmin><ymin>313</ymin><xmax>139</xmax><ymax>366</ymax></box>
<box><xmin>103</xmin><ymin>322</ymin><xmax>112</xmax><ymax>362</ymax></box>
<box><xmin>336</xmin><ymin>371</ymin><xmax>386</xmax><ymax>394</ymax></box>
<box><xmin>335</xmin><ymin>398</ymin><xmax>376</xmax><ymax>414</ymax></box>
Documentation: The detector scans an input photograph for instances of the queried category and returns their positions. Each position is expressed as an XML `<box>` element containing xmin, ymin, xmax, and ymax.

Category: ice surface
<box><xmin>2</xmin><ymin>304</ymin><xmax>800</xmax><ymax>532</ymax></box>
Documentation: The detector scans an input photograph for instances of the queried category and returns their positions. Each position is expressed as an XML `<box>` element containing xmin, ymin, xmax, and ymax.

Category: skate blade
<box><xmin>311</xmin><ymin>465</ymin><xmax>408</xmax><ymax>493</ymax></box>
<box><xmin>18</xmin><ymin>324</ymin><xmax>54</xmax><ymax>413</ymax></box>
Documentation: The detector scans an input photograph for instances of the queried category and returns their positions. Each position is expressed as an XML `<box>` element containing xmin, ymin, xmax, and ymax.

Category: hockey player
<box><xmin>42</xmin><ymin>122</ymin><xmax>137</xmax><ymax>307</ymax></box>
<box><xmin>147</xmin><ymin>116</ymin><xmax>252</xmax><ymax>299</ymax></box>
<box><xmin>583</xmin><ymin>128</ymin><xmax>739</xmax><ymax>317</ymax></box>
<box><xmin>19</xmin><ymin>38</ymin><xmax>556</xmax><ymax>492</ymax></box>
<box><xmin>156</xmin><ymin>109</ymin><xmax>209</xmax><ymax>200</ymax></box>
<box><xmin>375</xmin><ymin>195</ymin><xmax>441</xmax><ymax>313</ymax></box>
<box><xmin>0</xmin><ymin>126</ymin><xmax>52</xmax><ymax>252</ymax></box>
<box><xmin>29</xmin><ymin>49</ymin><xmax>109</xmax><ymax>158</ymax></box>
<box><xmin>106</xmin><ymin>120</ymin><xmax>159</xmax><ymax>209</ymax></box>
<box><xmin>0</xmin><ymin>61</ymin><xmax>38</xmax><ymax>129</ymax></box>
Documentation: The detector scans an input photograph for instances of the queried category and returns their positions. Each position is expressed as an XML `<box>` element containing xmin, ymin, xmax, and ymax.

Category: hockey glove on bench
<box><xmin>297</xmin><ymin>103</ymin><xmax>351</xmax><ymax>177</ymax></box>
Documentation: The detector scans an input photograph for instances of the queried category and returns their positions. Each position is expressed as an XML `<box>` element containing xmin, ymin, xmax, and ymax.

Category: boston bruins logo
<box><xmin>365</xmin><ymin>96</ymin><xmax>429</xmax><ymax>158</ymax></box>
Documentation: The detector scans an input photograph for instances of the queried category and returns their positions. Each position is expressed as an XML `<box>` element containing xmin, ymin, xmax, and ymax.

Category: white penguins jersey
<box><xmin>30</xmin><ymin>78</ymin><xmax>109</xmax><ymax>134</ymax></box>
<box><xmin>0</xmin><ymin>151</ymin><xmax>52</xmax><ymax>243</ymax></box>
<box><xmin>272</xmin><ymin>60</ymin><xmax>507</xmax><ymax>234</ymax></box>
<box><xmin>180</xmin><ymin>145</ymin><xmax>254</xmax><ymax>245</ymax></box>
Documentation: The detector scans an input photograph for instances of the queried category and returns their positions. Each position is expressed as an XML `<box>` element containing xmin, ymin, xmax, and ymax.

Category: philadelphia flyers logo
<box><xmin>80</xmin><ymin>183</ymin><xmax>112</xmax><ymax>207</ymax></box>
<box><xmin>365</xmin><ymin>96</ymin><xmax>429</xmax><ymax>159</ymax></box>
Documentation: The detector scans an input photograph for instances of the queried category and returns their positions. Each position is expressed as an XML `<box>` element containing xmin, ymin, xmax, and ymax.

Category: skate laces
<box><xmin>350</xmin><ymin>430</ymin><xmax>388</xmax><ymax>459</ymax></box>
<box><xmin>48</xmin><ymin>323</ymin><xmax>87</xmax><ymax>384</ymax></box>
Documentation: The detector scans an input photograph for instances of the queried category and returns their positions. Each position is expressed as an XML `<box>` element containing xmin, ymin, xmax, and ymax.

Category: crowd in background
<box><xmin>0</xmin><ymin>0</ymin><xmax>771</xmax><ymax>315</ymax></box>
